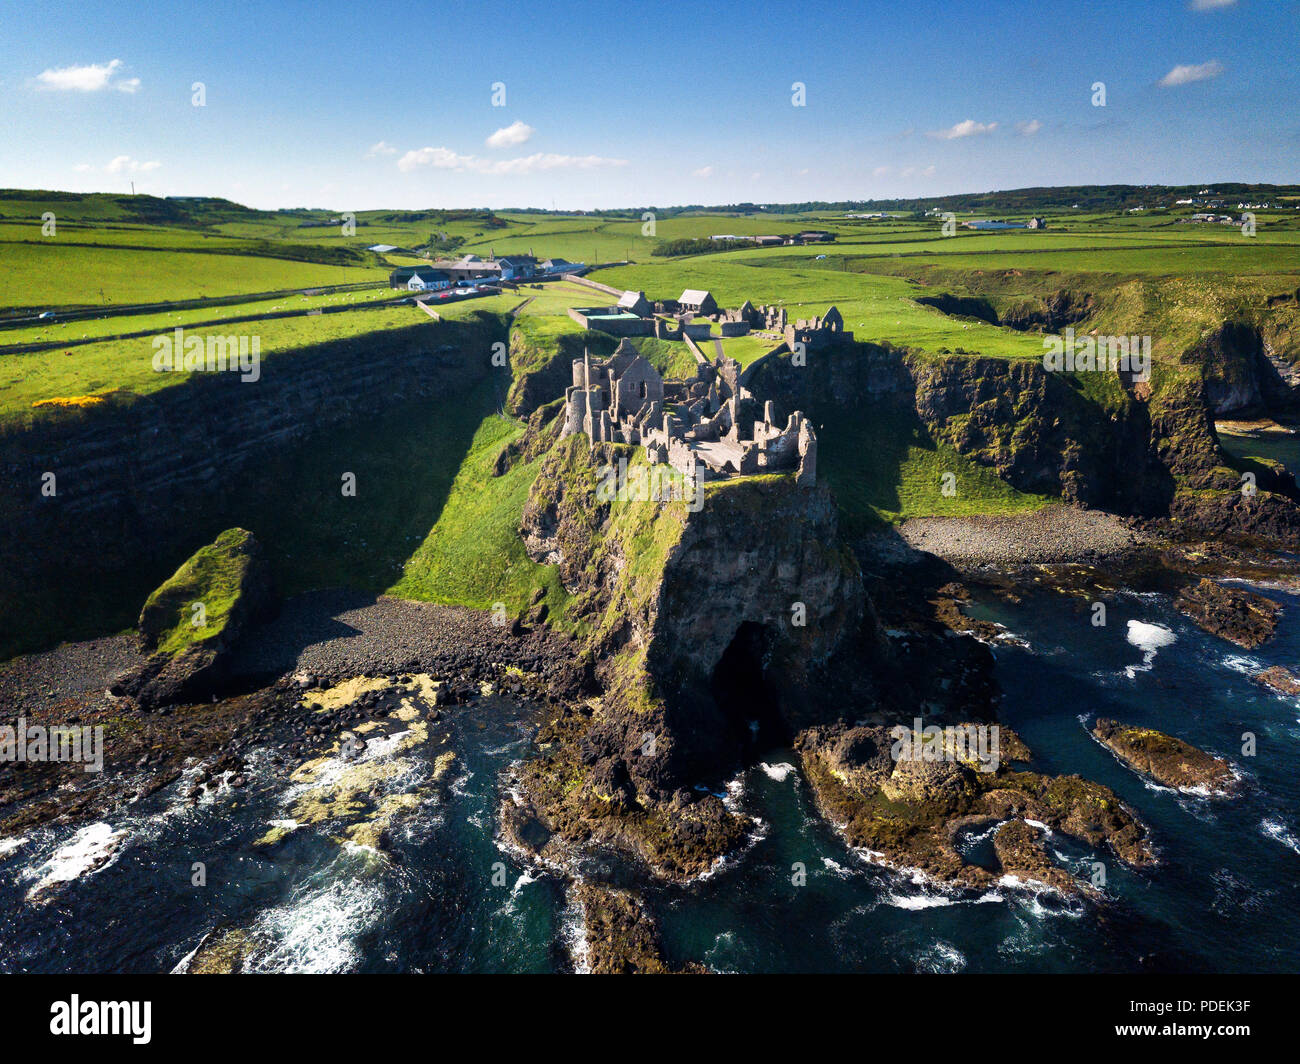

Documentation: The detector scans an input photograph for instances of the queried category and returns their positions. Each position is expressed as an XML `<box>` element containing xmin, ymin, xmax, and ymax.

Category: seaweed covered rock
<box><xmin>570</xmin><ymin>883</ymin><xmax>704</xmax><ymax>974</ymax></box>
<box><xmin>1175</xmin><ymin>578</ymin><xmax>1280</xmax><ymax>649</ymax></box>
<box><xmin>992</xmin><ymin>819</ymin><xmax>1078</xmax><ymax>894</ymax></box>
<box><xmin>113</xmin><ymin>528</ymin><xmax>275</xmax><ymax>707</ymax></box>
<box><xmin>796</xmin><ymin>720</ymin><xmax>1154</xmax><ymax>892</ymax></box>
<box><xmin>1253</xmin><ymin>665</ymin><xmax>1300</xmax><ymax>697</ymax></box>
<box><xmin>1093</xmin><ymin>718</ymin><xmax>1239</xmax><ymax>795</ymax></box>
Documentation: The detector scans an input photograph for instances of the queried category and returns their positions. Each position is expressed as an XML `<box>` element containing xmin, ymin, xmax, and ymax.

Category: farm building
<box><xmin>540</xmin><ymin>257</ymin><xmax>583</xmax><ymax>275</ymax></box>
<box><xmin>389</xmin><ymin>266</ymin><xmax>430</xmax><ymax>288</ymax></box>
<box><xmin>405</xmin><ymin>267</ymin><xmax>452</xmax><ymax>291</ymax></box>
<box><xmin>617</xmin><ymin>290</ymin><xmax>652</xmax><ymax>316</ymax></box>
<box><xmin>496</xmin><ymin>255</ymin><xmax>538</xmax><ymax>280</ymax></box>
<box><xmin>678</xmin><ymin>289</ymin><xmax>717</xmax><ymax>315</ymax></box>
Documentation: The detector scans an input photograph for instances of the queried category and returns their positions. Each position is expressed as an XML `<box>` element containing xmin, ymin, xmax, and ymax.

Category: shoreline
<box><xmin>891</xmin><ymin>506</ymin><xmax>1151</xmax><ymax>568</ymax></box>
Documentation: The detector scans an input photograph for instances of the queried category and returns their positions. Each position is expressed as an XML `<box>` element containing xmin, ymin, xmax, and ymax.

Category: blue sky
<box><xmin>1</xmin><ymin>0</ymin><xmax>1296</xmax><ymax>210</ymax></box>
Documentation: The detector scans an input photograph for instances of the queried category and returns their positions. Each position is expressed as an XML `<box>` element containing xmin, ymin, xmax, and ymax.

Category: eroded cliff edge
<box><xmin>747</xmin><ymin>341</ymin><xmax>1300</xmax><ymax>543</ymax></box>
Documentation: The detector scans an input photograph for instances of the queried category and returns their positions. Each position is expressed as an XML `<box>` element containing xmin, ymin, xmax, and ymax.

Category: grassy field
<box><xmin>0</xmin><ymin>241</ymin><xmax>384</xmax><ymax>311</ymax></box>
<box><xmin>0</xmin><ymin>302</ymin><xmax>436</xmax><ymax>424</ymax></box>
<box><xmin>388</xmin><ymin>414</ymin><xmax>571</xmax><ymax>624</ymax></box>
<box><xmin>5</xmin><ymin>189</ymin><xmax>1300</xmax><ymax>659</ymax></box>
<box><xmin>0</xmin><ymin>286</ymin><xmax>401</xmax><ymax>348</ymax></box>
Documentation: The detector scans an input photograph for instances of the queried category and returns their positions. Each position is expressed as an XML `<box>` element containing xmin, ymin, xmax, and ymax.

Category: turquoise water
<box><xmin>1218</xmin><ymin>431</ymin><xmax>1300</xmax><ymax>476</ymax></box>
<box><xmin>2</xmin><ymin>583</ymin><xmax>1298</xmax><ymax>973</ymax></box>
<box><xmin>649</xmin><ymin>584</ymin><xmax>1300</xmax><ymax>973</ymax></box>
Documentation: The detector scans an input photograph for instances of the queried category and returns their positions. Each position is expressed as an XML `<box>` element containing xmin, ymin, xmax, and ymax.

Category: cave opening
<box><xmin>709</xmin><ymin>620</ymin><xmax>788</xmax><ymax>755</ymax></box>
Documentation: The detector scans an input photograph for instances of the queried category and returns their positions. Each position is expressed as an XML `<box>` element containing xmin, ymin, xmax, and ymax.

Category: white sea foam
<box><xmin>883</xmin><ymin>890</ymin><xmax>957</xmax><ymax>910</ymax></box>
<box><xmin>246</xmin><ymin>874</ymin><xmax>387</xmax><ymax>973</ymax></box>
<box><xmin>915</xmin><ymin>940</ymin><xmax>966</xmax><ymax>974</ymax></box>
<box><xmin>1260</xmin><ymin>818</ymin><xmax>1300</xmax><ymax>855</ymax></box>
<box><xmin>559</xmin><ymin>890</ymin><xmax>591</xmax><ymax>974</ymax></box>
<box><xmin>0</xmin><ymin>835</ymin><xmax>28</xmax><ymax>859</ymax></box>
<box><xmin>821</xmin><ymin>856</ymin><xmax>851</xmax><ymax>877</ymax></box>
<box><xmin>1222</xmin><ymin>653</ymin><xmax>1265</xmax><ymax>676</ymax></box>
<box><xmin>759</xmin><ymin>761</ymin><xmax>797</xmax><ymax>782</ymax></box>
<box><xmin>1124</xmin><ymin>620</ymin><xmax>1177</xmax><ymax>677</ymax></box>
<box><xmin>23</xmin><ymin>822</ymin><xmax>126</xmax><ymax>903</ymax></box>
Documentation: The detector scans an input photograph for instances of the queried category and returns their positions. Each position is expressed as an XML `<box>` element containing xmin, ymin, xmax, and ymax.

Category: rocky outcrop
<box><xmin>507</xmin><ymin>434</ymin><xmax>880</xmax><ymax>878</ymax></box>
<box><xmin>1093</xmin><ymin>718</ymin><xmax>1239</xmax><ymax>796</ymax></box>
<box><xmin>797</xmin><ymin>721</ymin><xmax>1155</xmax><ymax>891</ymax></box>
<box><xmin>1253</xmin><ymin>666</ymin><xmax>1300</xmax><ymax>697</ymax></box>
<box><xmin>113</xmin><ymin>528</ymin><xmax>274</xmax><ymax>707</ymax></box>
<box><xmin>1174</xmin><ymin>578</ymin><xmax>1280</xmax><ymax>648</ymax></box>
<box><xmin>569</xmin><ymin>882</ymin><xmax>705</xmax><ymax>974</ymax></box>
<box><xmin>522</xmin><ymin>437</ymin><xmax>873</xmax><ymax>788</ymax></box>
<box><xmin>1189</xmin><ymin>322</ymin><xmax>1295</xmax><ymax>416</ymax></box>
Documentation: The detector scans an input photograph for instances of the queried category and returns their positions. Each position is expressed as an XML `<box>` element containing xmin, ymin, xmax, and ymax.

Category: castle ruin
<box><xmin>561</xmin><ymin>338</ymin><xmax>817</xmax><ymax>488</ymax></box>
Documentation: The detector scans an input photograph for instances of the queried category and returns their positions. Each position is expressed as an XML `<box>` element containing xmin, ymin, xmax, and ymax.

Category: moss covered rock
<box><xmin>115</xmin><ymin>528</ymin><xmax>274</xmax><ymax>707</ymax></box>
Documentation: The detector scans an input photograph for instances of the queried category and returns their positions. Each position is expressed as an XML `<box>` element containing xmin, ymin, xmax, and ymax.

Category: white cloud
<box><xmin>1158</xmin><ymin>59</ymin><xmax>1224</xmax><ymax>87</ymax></box>
<box><xmin>398</xmin><ymin>146</ymin><xmax>627</xmax><ymax>175</ymax></box>
<box><xmin>872</xmin><ymin>165</ymin><xmax>891</xmax><ymax>177</ymax></box>
<box><xmin>365</xmin><ymin>140</ymin><xmax>398</xmax><ymax>157</ymax></box>
<box><xmin>900</xmin><ymin>164</ymin><xmax>937</xmax><ymax>179</ymax></box>
<box><xmin>1190</xmin><ymin>0</ymin><xmax>1235</xmax><ymax>10</ymax></box>
<box><xmin>105</xmin><ymin>155</ymin><xmax>160</xmax><ymax>174</ymax></box>
<box><xmin>927</xmin><ymin>119</ymin><xmax>998</xmax><ymax>140</ymax></box>
<box><xmin>486</xmin><ymin>121</ymin><xmax>534</xmax><ymax>148</ymax></box>
<box><xmin>1016</xmin><ymin>119</ymin><xmax>1043</xmax><ymax>136</ymax></box>
<box><xmin>691</xmin><ymin>165</ymin><xmax>714</xmax><ymax>178</ymax></box>
<box><xmin>34</xmin><ymin>58</ymin><xmax>138</xmax><ymax>93</ymax></box>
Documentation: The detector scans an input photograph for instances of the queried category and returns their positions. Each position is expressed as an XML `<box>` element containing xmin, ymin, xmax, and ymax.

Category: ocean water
<box><xmin>1218</xmin><ymin>431</ymin><xmax>1300</xmax><ymax>476</ymax></box>
<box><xmin>2</xmin><ymin>583</ymin><xmax>1297</xmax><ymax>973</ymax></box>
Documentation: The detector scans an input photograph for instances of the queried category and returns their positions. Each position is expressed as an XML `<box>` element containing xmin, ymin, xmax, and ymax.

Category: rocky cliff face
<box><xmin>519</xmin><ymin>438</ymin><xmax>875</xmax><ymax>790</ymax></box>
<box><xmin>749</xmin><ymin>341</ymin><xmax>1300</xmax><ymax>539</ymax></box>
<box><xmin>506</xmin><ymin>434</ymin><xmax>884</xmax><ymax>877</ymax></box>
<box><xmin>1190</xmin><ymin>321</ymin><xmax>1296</xmax><ymax>415</ymax></box>
<box><xmin>0</xmin><ymin>314</ymin><xmax>502</xmax><ymax>655</ymax></box>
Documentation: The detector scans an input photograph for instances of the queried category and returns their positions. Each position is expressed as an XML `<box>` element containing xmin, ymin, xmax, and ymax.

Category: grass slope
<box><xmin>815</xmin><ymin>402</ymin><xmax>1049</xmax><ymax>532</ymax></box>
<box><xmin>389</xmin><ymin>415</ymin><xmax>570</xmax><ymax>624</ymax></box>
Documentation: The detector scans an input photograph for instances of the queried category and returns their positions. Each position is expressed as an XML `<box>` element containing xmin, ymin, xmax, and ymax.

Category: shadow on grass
<box><xmin>812</xmin><ymin>400</ymin><xmax>1047</xmax><ymax>536</ymax></box>
<box><xmin>0</xmin><ymin>380</ymin><xmax>495</xmax><ymax>661</ymax></box>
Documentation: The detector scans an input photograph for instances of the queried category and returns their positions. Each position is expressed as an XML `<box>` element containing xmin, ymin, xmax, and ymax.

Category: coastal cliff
<box><xmin>505</xmin><ymin>434</ymin><xmax>881</xmax><ymax>877</ymax></box>
<box><xmin>0</xmin><ymin>313</ymin><xmax>504</xmax><ymax>657</ymax></box>
<box><xmin>748</xmin><ymin>341</ymin><xmax>1300</xmax><ymax>541</ymax></box>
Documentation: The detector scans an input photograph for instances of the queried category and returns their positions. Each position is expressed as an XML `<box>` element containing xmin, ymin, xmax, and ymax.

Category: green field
<box><xmin>4</xmin><ymin>188</ymin><xmax>1300</xmax><ymax>658</ymax></box>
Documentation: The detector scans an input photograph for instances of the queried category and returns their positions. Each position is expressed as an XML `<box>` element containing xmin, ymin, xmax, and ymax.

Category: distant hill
<box><xmin>7</xmin><ymin>184</ymin><xmax>1299</xmax><ymax>225</ymax></box>
<box><xmin>582</xmin><ymin>184</ymin><xmax>1300</xmax><ymax>218</ymax></box>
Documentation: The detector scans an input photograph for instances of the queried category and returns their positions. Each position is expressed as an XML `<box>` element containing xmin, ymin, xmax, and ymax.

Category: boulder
<box><xmin>113</xmin><ymin>528</ymin><xmax>275</xmax><ymax>708</ymax></box>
